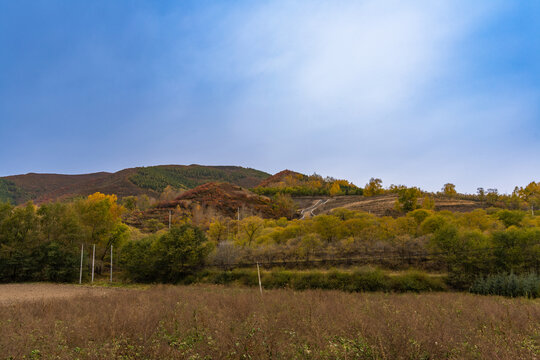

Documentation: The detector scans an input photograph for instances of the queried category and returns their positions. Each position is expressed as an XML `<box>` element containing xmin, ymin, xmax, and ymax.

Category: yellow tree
<box><xmin>442</xmin><ymin>183</ymin><xmax>457</xmax><ymax>197</ymax></box>
<box><xmin>239</xmin><ymin>216</ymin><xmax>265</xmax><ymax>246</ymax></box>
<box><xmin>516</xmin><ymin>182</ymin><xmax>540</xmax><ymax>212</ymax></box>
<box><xmin>313</xmin><ymin>215</ymin><xmax>341</xmax><ymax>243</ymax></box>
<box><xmin>208</xmin><ymin>219</ymin><xmax>228</xmax><ymax>242</ymax></box>
<box><xmin>76</xmin><ymin>193</ymin><xmax>127</xmax><ymax>266</ymax></box>
<box><xmin>364</xmin><ymin>178</ymin><xmax>383</xmax><ymax>196</ymax></box>
<box><xmin>422</xmin><ymin>195</ymin><xmax>435</xmax><ymax>210</ymax></box>
<box><xmin>329</xmin><ymin>182</ymin><xmax>342</xmax><ymax>196</ymax></box>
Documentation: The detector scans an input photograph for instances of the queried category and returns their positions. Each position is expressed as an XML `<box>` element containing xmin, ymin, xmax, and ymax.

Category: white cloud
<box><xmin>186</xmin><ymin>0</ymin><xmax>538</xmax><ymax>192</ymax></box>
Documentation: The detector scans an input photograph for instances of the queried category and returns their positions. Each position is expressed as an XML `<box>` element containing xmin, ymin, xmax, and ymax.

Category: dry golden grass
<box><xmin>0</xmin><ymin>283</ymin><xmax>121</xmax><ymax>305</ymax></box>
<box><xmin>0</xmin><ymin>284</ymin><xmax>539</xmax><ymax>359</ymax></box>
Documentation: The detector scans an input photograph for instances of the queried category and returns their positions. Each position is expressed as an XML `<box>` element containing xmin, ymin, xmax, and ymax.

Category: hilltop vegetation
<box><xmin>0</xmin><ymin>165</ymin><xmax>270</xmax><ymax>205</ymax></box>
<box><xmin>0</xmin><ymin>178</ymin><xmax>28</xmax><ymax>204</ymax></box>
<box><xmin>130</xmin><ymin>165</ymin><xmax>269</xmax><ymax>193</ymax></box>
<box><xmin>254</xmin><ymin>170</ymin><xmax>363</xmax><ymax>196</ymax></box>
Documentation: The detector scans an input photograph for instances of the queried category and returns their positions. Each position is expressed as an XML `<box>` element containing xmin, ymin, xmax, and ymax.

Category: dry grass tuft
<box><xmin>1</xmin><ymin>285</ymin><xmax>539</xmax><ymax>359</ymax></box>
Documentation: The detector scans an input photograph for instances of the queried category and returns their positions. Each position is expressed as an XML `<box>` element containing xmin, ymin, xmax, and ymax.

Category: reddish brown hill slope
<box><xmin>158</xmin><ymin>182</ymin><xmax>274</xmax><ymax>219</ymax></box>
<box><xmin>257</xmin><ymin>170</ymin><xmax>306</xmax><ymax>188</ymax></box>
<box><xmin>1</xmin><ymin>165</ymin><xmax>270</xmax><ymax>204</ymax></box>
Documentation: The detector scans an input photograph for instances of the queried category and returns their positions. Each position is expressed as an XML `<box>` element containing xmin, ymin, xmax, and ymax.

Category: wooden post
<box><xmin>79</xmin><ymin>244</ymin><xmax>84</xmax><ymax>284</ymax></box>
<box><xmin>110</xmin><ymin>244</ymin><xmax>113</xmax><ymax>283</ymax></box>
<box><xmin>257</xmin><ymin>263</ymin><xmax>263</xmax><ymax>296</ymax></box>
<box><xmin>91</xmin><ymin>244</ymin><xmax>95</xmax><ymax>283</ymax></box>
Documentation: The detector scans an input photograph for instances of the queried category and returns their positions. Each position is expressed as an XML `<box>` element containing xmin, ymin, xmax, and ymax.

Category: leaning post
<box><xmin>79</xmin><ymin>244</ymin><xmax>84</xmax><ymax>284</ymax></box>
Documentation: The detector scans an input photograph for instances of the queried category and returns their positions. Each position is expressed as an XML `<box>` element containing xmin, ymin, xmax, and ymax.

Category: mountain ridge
<box><xmin>0</xmin><ymin>165</ymin><xmax>271</xmax><ymax>204</ymax></box>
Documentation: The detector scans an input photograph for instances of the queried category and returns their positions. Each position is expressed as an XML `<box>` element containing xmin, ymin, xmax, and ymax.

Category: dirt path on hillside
<box><xmin>0</xmin><ymin>284</ymin><xmax>121</xmax><ymax>305</ymax></box>
<box><xmin>300</xmin><ymin>198</ymin><xmax>331</xmax><ymax>219</ymax></box>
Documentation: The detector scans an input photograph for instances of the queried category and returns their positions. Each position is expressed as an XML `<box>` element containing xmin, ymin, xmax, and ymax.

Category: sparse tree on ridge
<box><xmin>364</xmin><ymin>178</ymin><xmax>383</xmax><ymax>196</ymax></box>
<box><xmin>442</xmin><ymin>183</ymin><xmax>457</xmax><ymax>197</ymax></box>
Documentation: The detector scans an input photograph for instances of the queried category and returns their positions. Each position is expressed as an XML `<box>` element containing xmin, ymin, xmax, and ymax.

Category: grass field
<box><xmin>0</xmin><ymin>284</ymin><xmax>539</xmax><ymax>359</ymax></box>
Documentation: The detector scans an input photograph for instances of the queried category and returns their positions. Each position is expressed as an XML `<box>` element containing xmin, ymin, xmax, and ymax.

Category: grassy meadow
<box><xmin>1</xmin><ymin>284</ymin><xmax>539</xmax><ymax>359</ymax></box>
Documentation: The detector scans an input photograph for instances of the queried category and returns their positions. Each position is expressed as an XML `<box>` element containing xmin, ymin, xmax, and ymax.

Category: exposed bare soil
<box><xmin>295</xmin><ymin>194</ymin><xmax>484</xmax><ymax>217</ymax></box>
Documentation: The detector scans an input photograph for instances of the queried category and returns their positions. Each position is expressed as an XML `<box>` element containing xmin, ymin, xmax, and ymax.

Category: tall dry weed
<box><xmin>0</xmin><ymin>285</ymin><xmax>539</xmax><ymax>359</ymax></box>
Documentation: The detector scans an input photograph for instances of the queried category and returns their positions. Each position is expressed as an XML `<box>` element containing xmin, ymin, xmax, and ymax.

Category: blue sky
<box><xmin>1</xmin><ymin>0</ymin><xmax>539</xmax><ymax>193</ymax></box>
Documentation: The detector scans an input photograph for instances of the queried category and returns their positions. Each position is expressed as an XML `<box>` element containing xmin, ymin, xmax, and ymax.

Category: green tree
<box><xmin>152</xmin><ymin>224</ymin><xmax>213</xmax><ymax>282</ymax></box>
<box><xmin>0</xmin><ymin>202</ymin><xmax>40</xmax><ymax>281</ymax></box>
<box><xmin>122</xmin><ymin>196</ymin><xmax>138</xmax><ymax>211</ymax></box>
<box><xmin>37</xmin><ymin>202</ymin><xmax>81</xmax><ymax>245</ymax></box>
<box><xmin>496</xmin><ymin>210</ymin><xmax>525</xmax><ymax>228</ymax></box>
<box><xmin>486</xmin><ymin>188</ymin><xmax>499</xmax><ymax>206</ymax></box>
<box><xmin>477</xmin><ymin>187</ymin><xmax>486</xmax><ymax>202</ymax></box>
<box><xmin>395</xmin><ymin>187</ymin><xmax>421</xmax><ymax>212</ymax></box>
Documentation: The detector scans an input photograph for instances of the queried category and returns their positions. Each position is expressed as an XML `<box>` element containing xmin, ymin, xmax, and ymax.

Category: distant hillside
<box><xmin>0</xmin><ymin>165</ymin><xmax>270</xmax><ymax>204</ymax></box>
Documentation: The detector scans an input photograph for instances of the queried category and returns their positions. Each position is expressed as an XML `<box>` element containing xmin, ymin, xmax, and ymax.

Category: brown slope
<box><xmin>157</xmin><ymin>182</ymin><xmax>274</xmax><ymax>219</ymax></box>
<box><xmin>2</xmin><ymin>165</ymin><xmax>271</xmax><ymax>204</ymax></box>
<box><xmin>37</xmin><ymin>168</ymin><xmax>159</xmax><ymax>203</ymax></box>
<box><xmin>5</xmin><ymin>172</ymin><xmax>113</xmax><ymax>202</ymax></box>
<box><xmin>257</xmin><ymin>170</ymin><xmax>306</xmax><ymax>188</ymax></box>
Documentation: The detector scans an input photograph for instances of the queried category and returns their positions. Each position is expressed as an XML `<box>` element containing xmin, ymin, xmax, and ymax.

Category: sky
<box><xmin>1</xmin><ymin>0</ymin><xmax>539</xmax><ymax>194</ymax></box>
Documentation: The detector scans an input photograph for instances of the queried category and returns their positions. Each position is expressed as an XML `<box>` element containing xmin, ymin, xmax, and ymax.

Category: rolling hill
<box><xmin>0</xmin><ymin>165</ymin><xmax>270</xmax><ymax>204</ymax></box>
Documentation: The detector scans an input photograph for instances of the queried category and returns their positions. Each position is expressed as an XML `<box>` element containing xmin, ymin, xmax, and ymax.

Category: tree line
<box><xmin>1</xmin><ymin>186</ymin><xmax>540</xmax><ymax>290</ymax></box>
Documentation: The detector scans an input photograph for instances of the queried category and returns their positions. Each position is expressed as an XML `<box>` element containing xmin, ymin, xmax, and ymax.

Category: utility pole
<box><xmin>91</xmin><ymin>244</ymin><xmax>95</xmax><ymax>283</ymax></box>
<box><xmin>79</xmin><ymin>244</ymin><xmax>84</xmax><ymax>284</ymax></box>
<box><xmin>257</xmin><ymin>262</ymin><xmax>263</xmax><ymax>296</ymax></box>
<box><xmin>237</xmin><ymin>207</ymin><xmax>240</xmax><ymax>238</ymax></box>
<box><xmin>169</xmin><ymin>210</ymin><xmax>172</xmax><ymax>229</ymax></box>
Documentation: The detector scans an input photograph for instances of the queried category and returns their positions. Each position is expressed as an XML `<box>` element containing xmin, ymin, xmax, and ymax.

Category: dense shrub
<box><xmin>189</xmin><ymin>268</ymin><xmax>446</xmax><ymax>293</ymax></box>
<box><xmin>121</xmin><ymin>224</ymin><xmax>214</xmax><ymax>283</ymax></box>
<box><xmin>0</xmin><ymin>241</ymin><xmax>79</xmax><ymax>283</ymax></box>
<box><xmin>470</xmin><ymin>273</ymin><xmax>540</xmax><ymax>298</ymax></box>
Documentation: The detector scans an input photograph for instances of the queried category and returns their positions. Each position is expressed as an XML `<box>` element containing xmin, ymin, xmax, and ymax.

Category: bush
<box><xmin>470</xmin><ymin>273</ymin><xmax>540</xmax><ymax>298</ymax></box>
<box><xmin>192</xmin><ymin>268</ymin><xmax>444</xmax><ymax>293</ymax></box>
<box><xmin>389</xmin><ymin>271</ymin><xmax>446</xmax><ymax>292</ymax></box>
<box><xmin>120</xmin><ymin>224</ymin><xmax>213</xmax><ymax>283</ymax></box>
